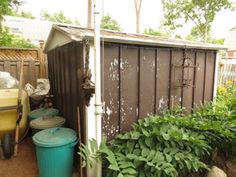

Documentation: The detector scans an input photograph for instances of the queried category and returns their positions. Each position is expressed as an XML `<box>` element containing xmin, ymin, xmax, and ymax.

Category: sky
<box><xmin>19</xmin><ymin>0</ymin><xmax>236</xmax><ymax>39</ymax></box>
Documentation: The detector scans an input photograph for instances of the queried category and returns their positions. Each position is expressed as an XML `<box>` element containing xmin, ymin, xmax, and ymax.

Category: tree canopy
<box><xmin>40</xmin><ymin>10</ymin><xmax>80</xmax><ymax>25</ymax></box>
<box><xmin>8</xmin><ymin>10</ymin><xmax>35</xmax><ymax>19</ymax></box>
<box><xmin>0</xmin><ymin>0</ymin><xmax>36</xmax><ymax>48</ymax></box>
<box><xmin>0</xmin><ymin>0</ymin><xmax>21</xmax><ymax>27</ymax></box>
<box><xmin>144</xmin><ymin>28</ymin><xmax>163</xmax><ymax>36</ymax></box>
<box><xmin>162</xmin><ymin>0</ymin><xmax>235</xmax><ymax>42</ymax></box>
<box><xmin>101</xmin><ymin>14</ymin><xmax>121</xmax><ymax>31</ymax></box>
<box><xmin>0</xmin><ymin>27</ymin><xmax>36</xmax><ymax>48</ymax></box>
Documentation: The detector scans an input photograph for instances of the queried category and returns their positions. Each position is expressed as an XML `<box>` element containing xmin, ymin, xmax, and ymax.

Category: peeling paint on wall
<box><xmin>158</xmin><ymin>96</ymin><xmax>168</xmax><ymax>109</ymax></box>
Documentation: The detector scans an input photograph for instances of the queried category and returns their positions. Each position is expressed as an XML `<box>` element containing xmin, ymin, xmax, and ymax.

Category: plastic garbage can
<box><xmin>28</xmin><ymin>108</ymin><xmax>59</xmax><ymax>120</ymax></box>
<box><xmin>30</xmin><ymin>116</ymin><xmax>66</xmax><ymax>135</ymax></box>
<box><xmin>33</xmin><ymin>127</ymin><xmax>78</xmax><ymax>177</ymax></box>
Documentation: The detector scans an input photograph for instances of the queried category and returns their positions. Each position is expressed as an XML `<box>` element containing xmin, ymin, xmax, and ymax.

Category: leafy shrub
<box><xmin>79</xmin><ymin>82</ymin><xmax>236</xmax><ymax>177</ymax></box>
<box><xmin>0</xmin><ymin>27</ymin><xmax>36</xmax><ymax>48</ymax></box>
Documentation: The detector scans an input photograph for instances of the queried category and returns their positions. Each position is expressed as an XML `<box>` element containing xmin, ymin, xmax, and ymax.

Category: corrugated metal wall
<box><xmin>102</xmin><ymin>43</ymin><xmax>216</xmax><ymax>140</ymax></box>
<box><xmin>47</xmin><ymin>42</ymin><xmax>85</xmax><ymax>141</ymax></box>
<box><xmin>47</xmin><ymin>42</ymin><xmax>216</xmax><ymax>141</ymax></box>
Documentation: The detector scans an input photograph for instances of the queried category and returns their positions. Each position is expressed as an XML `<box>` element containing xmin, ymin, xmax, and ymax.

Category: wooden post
<box><xmin>77</xmin><ymin>106</ymin><xmax>83</xmax><ymax>177</ymax></box>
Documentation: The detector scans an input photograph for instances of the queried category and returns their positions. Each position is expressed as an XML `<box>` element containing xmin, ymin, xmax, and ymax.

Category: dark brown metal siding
<box><xmin>170</xmin><ymin>49</ymin><xmax>183</xmax><ymax>107</ymax></box>
<box><xmin>103</xmin><ymin>44</ymin><xmax>120</xmax><ymax>138</ymax></box>
<box><xmin>47</xmin><ymin>41</ymin><xmax>217</xmax><ymax>141</ymax></box>
<box><xmin>156</xmin><ymin>48</ymin><xmax>170</xmax><ymax>113</ymax></box>
<box><xmin>204</xmin><ymin>51</ymin><xmax>216</xmax><ymax>101</ymax></box>
<box><xmin>182</xmin><ymin>50</ymin><xmax>195</xmax><ymax>111</ymax></box>
<box><xmin>120</xmin><ymin>46</ymin><xmax>139</xmax><ymax>132</ymax></box>
<box><xmin>47</xmin><ymin>42</ymin><xmax>85</xmax><ymax>143</ymax></box>
<box><xmin>102</xmin><ymin>43</ymin><xmax>217</xmax><ymax>140</ymax></box>
<box><xmin>139</xmin><ymin>47</ymin><xmax>156</xmax><ymax>118</ymax></box>
<box><xmin>194</xmin><ymin>51</ymin><xmax>206</xmax><ymax>106</ymax></box>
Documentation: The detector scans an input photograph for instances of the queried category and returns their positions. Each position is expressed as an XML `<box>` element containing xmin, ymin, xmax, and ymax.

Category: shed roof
<box><xmin>44</xmin><ymin>24</ymin><xmax>226</xmax><ymax>52</ymax></box>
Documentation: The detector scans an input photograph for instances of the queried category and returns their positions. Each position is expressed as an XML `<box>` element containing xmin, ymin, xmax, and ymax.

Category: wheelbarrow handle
<box><xmin>0</xmin><ymin>105</ymin><xmax>17</xmax><ymax>111</ymax></box>
<box><xmin>14</xmin><ymin>104</ymin><xmax>23</xmax><ymax>157</ymax></box>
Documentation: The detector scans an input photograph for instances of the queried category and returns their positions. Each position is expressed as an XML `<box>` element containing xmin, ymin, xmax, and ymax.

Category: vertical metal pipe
<box><xmin>94</xmin><ymin>0</ymin><xmax>102</xmax><ymax>177</ymax></box>
<box><xmin>94</xmin><ymin>0</ymin><xmax>102</xmax><ymax>146</ymax></box>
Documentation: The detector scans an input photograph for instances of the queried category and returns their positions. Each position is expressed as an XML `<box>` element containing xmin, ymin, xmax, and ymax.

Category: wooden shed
<box><xmin>44</xmin><ymin>24</ymin><xmax>224</xmax><ymax>143</ymax></box>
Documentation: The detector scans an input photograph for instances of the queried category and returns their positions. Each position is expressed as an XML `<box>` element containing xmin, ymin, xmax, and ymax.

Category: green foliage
<box><xmin>161</xmin><ymin>0</ymin><xmax>235</xmax><ymax>42</ymax></box>
<box><xmin>8</xmin><ymin>10</ymin><xmax>35</xmax><ymax>19</ymax></box>
<box><xmin>144</xmin><ymin>28</ymin><xmax>163</xmax><ymax>36</ymax></box>
<box><xmin>0</xmin><ymin>27</ymin><xmax>36</xmax><ymax>48</ymax></box>
<box><xmin>80</xmin><ymin>82</ymin><xmax>236</xmax><ymax>177</ymax></box>
<box><xmin>40</xmin><ymin>10</ymin><xmax>80</xmax><ymax>25</ymax></box>
<box><xmin>186</xmin><ymin>28</ymin><xmax>225</xmax><ymax>44</ymax></box>
<box><xmin>0</xmin><ymin>0</ymin><xmax>21</xmax><ymax>26</ymax></box>
<box><xmin>207</xmin><ymin>38</ymin><xmax>225</xmax><ymax>45</ymax></box>
<box><xmin>144</xmin><ymin>21</ymin><xmax>174</xmax><ymax>38</ymax></box>
<box><xmin>101</xmin><ymin>14</ymin><xmax>121</xmax><ymax>31</ymax></box>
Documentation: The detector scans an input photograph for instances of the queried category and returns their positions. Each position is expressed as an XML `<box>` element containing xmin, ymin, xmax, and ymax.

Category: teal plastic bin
<box><xmin>28</xmin><ymin>108</ymin><xmax>59</xmax><ymax>120</ymax></box>
<box><xmin>30</xmin><ymin>116</ymin><xmax>66</xmax><ymax>135</ymax></box>
<box><xmin>33</xmin><ymin>127</ymin><xmax>78</xmax><ymax>177</ymax></box>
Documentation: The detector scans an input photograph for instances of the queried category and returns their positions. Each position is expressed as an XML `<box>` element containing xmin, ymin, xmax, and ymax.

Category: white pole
<box><xmin>94</xmin><ymin>0</ymin><xmax>102</xmax><ymax>150</ymax></box>
<box><xmin>94</xmin><ymin>0</ymin><xmax>102</xmax><ymax>176</ymax></box>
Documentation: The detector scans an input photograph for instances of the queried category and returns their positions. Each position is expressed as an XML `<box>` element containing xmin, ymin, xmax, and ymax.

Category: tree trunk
<box><xmin>134</xmin><ymin>0</ymin><xmax>142</xmax><ymax>33</ymax></box>
<box><xmin>87</xmin><ymin>0</ymin><xmax>94</xmax><ymax>28</ymax></box>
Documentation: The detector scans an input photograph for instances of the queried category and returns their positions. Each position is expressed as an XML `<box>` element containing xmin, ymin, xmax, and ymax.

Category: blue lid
<box><xmin>28</xmin><ymin>108</ymin><xmax>59</xmax><ymax>120</ymax></box>
<box><xmin>33</xmin><ymin>127</ymin><xmax>77</xmax><ymax>147</ymax></box>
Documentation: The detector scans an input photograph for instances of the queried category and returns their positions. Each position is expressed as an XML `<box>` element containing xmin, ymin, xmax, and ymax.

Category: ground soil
<box><xmin>186</xmin><ymin>153</ymin><xmax>236</xmax><ymax>177</ymax></box>
<box><xmin>0</xmin><ymin>135</ymin><xmax>79</xmax><ymax>177</ymax></box>
<box><xmin>213</xmin><ymin>154</ymin><xmax>236</xmax><ymax>177</ymax></box>
<box><xmin>0</xmin><ymin>136</ymin><xmax>38</xmax><ymax>177</ymax></box>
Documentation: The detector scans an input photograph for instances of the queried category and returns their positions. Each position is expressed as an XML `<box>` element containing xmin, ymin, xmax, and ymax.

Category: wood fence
<box><xmin>0</xmin><ymin>47</ymin><xmax>45</xmax><ymax>87</ymax></box>
<box><xmin>218</xmin><ymin>58</ymin><xmax>236</xmax><ymax>86</ymax></box>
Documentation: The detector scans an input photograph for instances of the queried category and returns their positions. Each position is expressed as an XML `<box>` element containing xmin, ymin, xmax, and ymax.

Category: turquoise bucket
<box><xmin>33</xmin><ymin>128</ymin><xmax>78</xmax><ymax>177</ymax></box>
<box><xmin>28</xmin><ymin>108</ymin><xmax>59</xmax><ymax>120</ymax></box>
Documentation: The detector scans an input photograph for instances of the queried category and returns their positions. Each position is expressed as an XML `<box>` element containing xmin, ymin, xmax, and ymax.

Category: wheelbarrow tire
<box><xmin>2</xmin><ymin>133</ymin><xmax>13</xmax><ymax>159</ymax></box>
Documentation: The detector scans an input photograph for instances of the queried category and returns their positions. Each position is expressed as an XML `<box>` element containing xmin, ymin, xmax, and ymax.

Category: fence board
<box><xmin>218</xmin><ymin>58</ymin><xmax>236</xmax><ymax>86</ymax></box>
<box><xmin>0</xmin><ymin>48</ymin><xmax>45</xmax><ymax>87</ymax></box>
<box><xmin>0</xmin><ymin>60</ymin><xmax>40</xmax><ymax>87</ymax></box>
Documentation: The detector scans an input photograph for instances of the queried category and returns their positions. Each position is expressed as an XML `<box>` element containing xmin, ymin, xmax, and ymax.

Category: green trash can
<box><xmin>33</xmin><ymin>127</ymin><xmax>78</xmax><ymax>177</ymax></box>
<box><xmin>28</xmin><ymin>108</ymin><xmax>59</xmax><ymax>120</ymax></box>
